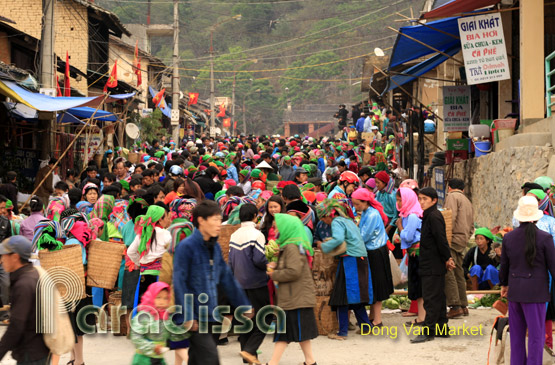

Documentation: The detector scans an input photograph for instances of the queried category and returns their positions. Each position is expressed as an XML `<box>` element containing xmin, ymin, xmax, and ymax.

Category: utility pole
<box><xmin>40</xmin><ymin>0</ymin><xmax>55</xmax><ymax>159</ymax></box>
<box><xmin>209</xmin><ymin>30</ymin><xmax>215</xmax><ymax>138</ymax></box>
<box><xmin>231</xmin><ymin>72</ymin><xmax>236</xmax><ymax>136</ymax></box>
<box><xmin>242</xmin><ymin>97</ymin><xmax>246</xmax><ymax>136</ymax></box>
<box><xmin>171</xmin><ymin>0</ymin><xmax>180</xmax><ymax>144</ymax></box>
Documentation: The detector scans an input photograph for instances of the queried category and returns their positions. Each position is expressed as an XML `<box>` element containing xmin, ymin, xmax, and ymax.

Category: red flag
<box><xmin>135</xmin><ymin>58</ymin><xmax>142</xmax><ymax>87</ymax></box>
<box><xmin>223</xmin><ymin>118</ymin><xmax>231</xmax><ymax>128</ymax></box>
<box><xmin>152</xmin><ymin>88</ymin><xmax>166</xmax><ymax>107</ymax></box>
<box><xmin>204</xmin><ymin>109</ymin><xmax>211</xmax><ymax>115</ymax></box>
<box><xmin>217</xmin><ymin>103</ymin><xmax>226</xmax><ymax>117</ymax></box>
<box><xmin>133</xmin><ymin>41</ymin><xmax>142</xmax><ymax>87</ymax></box>
<box><xmin>187</xmin><ymin>92</ymin><xmax>199</xmax><ymax>106</ymax></box>
<box><xmin>56</xmin><ymin>74</ymin><xmax>62</xmax><ymax>97</ymax></box>
<box><xmin>233</xmin><ymin>121</ymin><xmax>237</xmax><ymax>130</ymax></box>
<box><xmin>103</xmin><ymin>60</ymin><xmax>118</xmax><ymax>93</ymax></box>
<box><xmin>64</xmin><ymin>51</ymin><xmax>71</xmax><ymax>96</ymax></box>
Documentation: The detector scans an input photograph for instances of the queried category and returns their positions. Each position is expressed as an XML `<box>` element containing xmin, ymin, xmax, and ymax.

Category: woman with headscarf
<box><xmin>77</xmin><ymin>183</ymin><xmax>99</xmax><ymax>215</ymax></box>
<box><xmin>316</xmin><ymin>199</ymin><xmax>372</xmax><ymax>340</ymax></box>
<box><xmin>238</xmin><ymin>169</ymin><xmax>252</xmax><ymax>195</ymax></box>
<box><xmin>374</xmin><ymin>147</ymin><xmax>387</xmax><ymax>172</ymax></box>
<box><xmin>462</xmin><ymin>227</ymin><xmax>499</xmax><ymax>290</ymax></box>
<box><xmin>395</xmin><ymin>187</ymin><xmax>424</xmax><ymax>325</ymax></box>
<box><xmin>266</xmin><ymin>214</ymin><xmax>317</xmax><ymax>365</ymax></box>
<box><xmin>89</xmin><ymin>194</ymin><xmax>122</xmax><ymax>242</ymax></box>
<box><xmin>127</xmin><ymin>204</ymin><xmax>172</xmax><ymax>301</ymax></box>
<box><xmin>351</xmin><ymin>188</ymin><xmax>393</xmax><ymax>327</ymax></box>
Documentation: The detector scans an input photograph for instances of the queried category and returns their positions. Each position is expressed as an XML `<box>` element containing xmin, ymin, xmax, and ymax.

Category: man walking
<box><xmin>443</xmin><ymin>179</ymin><xmax>474</xmax><ymax>318</ymax></box>
<box><xmin>411</xmin><ymin>188</ymin><xmax>455</xmax><ymax>343</ymax></box>
<box><xmin>173</xmin><ymin>200</ymin><xmax>251</xmax><ymax>364</ymax></box>
<box><xmin>0</xmin><ymin>236</ymin><xmax>50</xmax><ymax>364</ymax></box>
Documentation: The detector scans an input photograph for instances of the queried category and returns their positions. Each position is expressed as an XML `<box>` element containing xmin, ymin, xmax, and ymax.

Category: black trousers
<box><xmin>239</xmin><ymin>286</ymin><xmax>271</xmax><ymax>359</ymax></box>
<box><xmin>188</xmin><ymin>322</ymin><xmax>221</xmax><ymax>365</ymax></box>
<box><xmin>421</xmin><ymin>274</ymin><xmax>448</xmax><ymax>337</ymax></box>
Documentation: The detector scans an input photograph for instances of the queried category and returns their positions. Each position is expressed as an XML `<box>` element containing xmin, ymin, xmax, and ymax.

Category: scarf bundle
<box><xmin>32</xmin><ymin>220</ymin><xmax>64</xmax><ymax>251</ymax></box>
<box><xmin>167</xmin><ymin>218</ymin><xmax>194</xmax><ymax>254</ymax></box>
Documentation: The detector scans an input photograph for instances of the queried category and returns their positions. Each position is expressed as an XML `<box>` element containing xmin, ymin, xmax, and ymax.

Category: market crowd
<box><xmin>0</xmin><ymin>118</ymin><xmax>553</xmax><ymax>364</ymax></box>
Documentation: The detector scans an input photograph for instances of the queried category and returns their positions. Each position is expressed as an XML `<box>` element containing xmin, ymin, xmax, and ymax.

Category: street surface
<box><xmin>0</xmin><ymin>308</ymin><xmax>501</xmax><ymax>364</ymax></box>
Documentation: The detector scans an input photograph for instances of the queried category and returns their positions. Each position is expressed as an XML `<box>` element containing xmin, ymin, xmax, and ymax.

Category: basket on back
<box><xmin>219</xmin><ymin>224</ymin><xmax>241</xmax><ymax>262</ymax></box>
<box><xmin>86</xmin><ymin>240</ymin><xmax>125</xmax><ymax>289</ymax></box>
<box><xmin>38</xmin><ymin>245</ymin><xmax>86</xmax><ymax>299</ymax></box>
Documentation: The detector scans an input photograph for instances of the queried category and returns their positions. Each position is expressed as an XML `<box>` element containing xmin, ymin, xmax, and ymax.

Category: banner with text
<box><xmin>458</xmin><ymin>13</ymin><xmax>510</xmax><ymax>85</ymax></box>
<box><xmin>443</xmin><ymin>86</ymin><xmax>471</xmax><ymax>132</ymax></box>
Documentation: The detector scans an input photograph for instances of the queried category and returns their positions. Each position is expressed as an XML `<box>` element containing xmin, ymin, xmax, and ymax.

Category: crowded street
<box><xmin>0</xmin><ymin>0</ymin><xmax>554</xmax><ymax>364</ymax></box>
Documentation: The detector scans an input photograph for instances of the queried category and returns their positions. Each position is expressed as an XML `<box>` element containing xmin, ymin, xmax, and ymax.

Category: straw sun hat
<box><xmin>513</xmin><ymin>196</ymin><xmax>544</xmax><ymax>222</ymax></box>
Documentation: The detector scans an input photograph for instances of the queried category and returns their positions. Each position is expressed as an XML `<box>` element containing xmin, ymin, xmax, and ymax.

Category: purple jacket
<box><xmin>499</xmin><ymin>224</ymin><xmax>555</xmax><ymax>303</ymax></box>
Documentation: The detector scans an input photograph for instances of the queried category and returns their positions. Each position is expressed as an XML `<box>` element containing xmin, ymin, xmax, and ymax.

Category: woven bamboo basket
<box><xmin>86</xmin><ymin>240</ymin><xmax>125</xmax><ymax>289</ymax></box>
<box><xmin>313</xmin><ymin>296</ymin><xmax>338</xmax><ymax>336</ymax></box>
<box><xmin>219</xmin><ymin>224</ymin><xmax>241</xmax><ymax>262</ymax></box>
<box><xmin>440</xmin><ymin>209</ymin><xmax>453</xmax><ymax>245</ymax></box>
<box><xmin>38</xmin><ymin>245</ymin><xmax>86</xmax><ymax>299</ymax></box>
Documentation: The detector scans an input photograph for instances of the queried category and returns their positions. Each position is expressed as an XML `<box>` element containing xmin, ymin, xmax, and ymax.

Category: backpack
<box><xmin>0</xmin><ymin>216</ymin><xmax>11</xmax><ymax>242</ymax></box>
<box><xmin>34</xmin><ymin>266</ymin><xmax>75</xmax><ymax>355</ymax></box>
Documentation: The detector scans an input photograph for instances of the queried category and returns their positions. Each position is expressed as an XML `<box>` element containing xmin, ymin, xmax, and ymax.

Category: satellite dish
<box><xmin>215</xmin><ymin>127</ymin><xmax>222</xmax><ymax>135</ymax></box>
<box><xmin>125</xmin><ymin>123</ymin><xmax>140</xmax><ymax>139</ymax></box>
<box><xmin>374</xmin><ymin>47</ymin><xmax>385</xmax><ymax>57</ymax></box>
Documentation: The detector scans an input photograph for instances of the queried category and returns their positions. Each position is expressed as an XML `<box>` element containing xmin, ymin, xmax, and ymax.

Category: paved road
<box><xmin>0</xmin><ymin>308</ymin><xmax>499</xmax><ymax>364</ymax></box>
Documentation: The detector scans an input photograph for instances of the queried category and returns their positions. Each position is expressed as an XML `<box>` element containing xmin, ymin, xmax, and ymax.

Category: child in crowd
<box><xmin>130</xmin><ymin>282</ymin><xmax>188</xmax><ymax>365</ymax></box>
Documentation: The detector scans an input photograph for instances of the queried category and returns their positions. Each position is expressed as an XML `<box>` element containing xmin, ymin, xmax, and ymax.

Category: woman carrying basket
<box><xmin>316</xmin><ymin>199</ymin><xmax>373</xmax><ymax>340</ymax></box>
<box><xmin>127</xmin><ymin>203</ymin><xmax>173</xmax><ymax>307</ymax></box>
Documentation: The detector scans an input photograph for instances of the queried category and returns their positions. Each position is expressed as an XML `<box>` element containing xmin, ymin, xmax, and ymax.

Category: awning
<box><xmin>66</xmin><ymin>107</ymin><xmax>119</xmax><ymax>122</ymax></box>
<box><xmin>389</xmin><ymin>16</ymin><xmax>461</xmax><ymax>68</ymax></box>
<box><xmin>383</xmin><ymin>44</ymin><xmax>461</xmax><ymax>94</ymax></box>
<box><xmin>0</xmin><ymin>79</ymin><xmax>135</xmax><ymax>111</ymax></box>
<box><xmin>421</xmin><ymin>0</ymin><xmax>500</xmax><ymax>19</ymax></box>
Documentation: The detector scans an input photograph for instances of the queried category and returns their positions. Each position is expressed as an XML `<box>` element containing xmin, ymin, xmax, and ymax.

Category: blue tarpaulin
<box><xmin>66</xmin><ymin>107</ymin><xmax>118</xmax><ymax>121</ymax></box>
<box><xmin>388</xmin><ymin>16</ymin><xmax>461</xmax><ymax>68</ymax></box>
<box><xmin>383</xmin><ymin>44</ymin><xmax>461</xmax><ymax>94</ymax></box>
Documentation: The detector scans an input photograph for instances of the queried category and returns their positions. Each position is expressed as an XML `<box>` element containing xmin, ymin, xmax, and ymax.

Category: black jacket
<box><xmin>0</xmin><ymin>264</ymin><xmax>49</xmax><ymax>362</ymax></box>
<box><xmin>419</xmin><ymin>205</ymin><xmax>451</xmax><ymax>276</ymax></box>
<box><xmin>0</xmin><ymin>182</ymin><xmax>18</xmax><ymax>215</ymax></box>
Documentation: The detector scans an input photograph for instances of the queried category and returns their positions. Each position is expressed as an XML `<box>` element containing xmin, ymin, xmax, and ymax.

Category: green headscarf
<box><xmin>135</xmin><ymin>205</ymin><xmax>166</xmax><ymax>257</ymax></box>
<box><xmin>120</xmin><ymin>179</ymin><xmax>130</xmax><ymax>192</ymax></box>
<box><xmin>5</xmin><ymin>200</ymin><xmax>13</xmax><ymax>210</ymax></box>
<box><xmin>251</xmin><ymin>169</ymin><xmax>262</xmax><ymax>179</ymax></box>
<box><xmin>475</xmin><ymin>227</ymin><xmax>494</xmax><ymax>241</ymax></box>
<box><xmin>534</xmin><ymin>176</ymin><xmax>554</xmax><ymax>190</ymax></box>
<box><xmin>274</xmin><ymin>213</ymin><xmax>313</xmax><ymax>256</ymax></box>
<box><xmin>154</xmin><ymin>151</ymin><xmax>165</xmax><ymax>159</ymax></box>
<box><xmin>528</xmin><ymin>189</ymin><xmax>547</xmax><ymax>201</ymax></box>
<box><xmin>225</xmin><ymin>152</ymin><xmax>237</xmax><ymax>167</ymax></box>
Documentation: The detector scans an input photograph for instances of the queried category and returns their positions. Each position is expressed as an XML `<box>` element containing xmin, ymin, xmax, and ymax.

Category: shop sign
<box><xmin>458</xmin><ymin>13</ymin><xmax>510</xmax><ymax>85</ymax></box>
<box><xmin>443</xmin><ymin>86</ymin><xmax>471</xmax><ymax>132</ymax></box>
<box><xmin>435</xmin><ymin>167</ymin><xmax>445</xmax><ymax>208</ymax></box>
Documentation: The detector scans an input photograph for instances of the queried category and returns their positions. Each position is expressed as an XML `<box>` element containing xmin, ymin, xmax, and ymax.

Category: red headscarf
<box><xmin>138</xmin><ymin>282</ymin><xmax>170</xmax><ymax>320</ymax></box>
<box><xmin>351</xmin><ymin>188</ymin><xmax>389</xmax><ymax>225</ymax></box>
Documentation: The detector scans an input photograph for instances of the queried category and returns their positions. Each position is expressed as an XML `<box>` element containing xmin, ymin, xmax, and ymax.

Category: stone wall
<box><xmin>434</xmin><ymin>145</ymin><xmax>553</xmax><ymax>228</ymax></box>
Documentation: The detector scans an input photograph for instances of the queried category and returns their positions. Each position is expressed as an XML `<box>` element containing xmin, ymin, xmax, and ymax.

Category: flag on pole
<box><xmin>223</xmin><ymin>118</ymin><xmax>231</xmax><ymax>128</ymax></box>
<box><xmin>56</xmin><ymin>74</ymin><xmax>62</xmax><ymax>97</ymax></box>
<box><xmin>233</xmin><ymin>121</ymin><xmax>237</xmax><ymax>130</ymax></box>
<box><xmin>217</xmin><ymin>103</ymin><xmax>226</xmax><ymax>117</ymax></box>
<box><xmin>187</xmin><ymin>92</ymin><xmax>199</xmax><ymax>106</ymax></box>
<box><xmin>64</xmin><ymin>51</ymin><xmax>71</xmax><ymax>96</ymax></box>
<box><xmin>103</xmin><ymin>60</ymin><xmax>118</xmax><ymax>93</ymax></box>
<box><xmin>133</xmin><ymin>41</ymin><xmax>142</xmax><ymax>87</ymax></box>
<box><xmin>152</xmin><ymin>88</ymin><xmax>166</xmax><ymax>107</ymax></box>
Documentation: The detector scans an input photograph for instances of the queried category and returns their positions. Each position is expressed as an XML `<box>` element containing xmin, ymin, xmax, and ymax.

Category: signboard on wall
<box><xmin>435</xmin><ymin>167</ymin><xmax>446</xmax><ymax>208</ymax></box>
<box><xmin>458</xmin><ymin>13</ymin><xmax>510</xmax><ymax>85</ymax></box>
<box><xmin>442</xmin><ymin>86</ymin><xmax>471</xmax><ymax>132</ymax></box>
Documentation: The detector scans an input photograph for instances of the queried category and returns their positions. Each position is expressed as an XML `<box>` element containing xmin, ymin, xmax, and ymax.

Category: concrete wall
<box><xmin>4</xmin><ymin>0</ymin><xmax>89</xmax><ymax>94</ymax></box>
<box><xmin>435</xmin><ymin>145</ymin><xmax>553</xmax><ymax>228</ymax></box>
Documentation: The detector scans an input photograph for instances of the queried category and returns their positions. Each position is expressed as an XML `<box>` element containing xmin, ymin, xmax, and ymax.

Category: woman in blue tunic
<box><xmin>316</xmin><ymin>199</ymin><xmax>372</xmax><ymax>340</ymax></box>
<box><xmin>352</xmin><ymin>188</ymin><xmax>393</xmax><ymax>327</ymax></box>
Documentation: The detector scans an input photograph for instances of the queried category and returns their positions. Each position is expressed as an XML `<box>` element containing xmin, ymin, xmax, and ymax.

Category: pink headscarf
<box><xmin>70</xmin><ymin>221</ymin><xmax>93</xmax><ymax>247</ymax></box>
<box><xmin>396</xmin><ymin>187</ymin><xmax>423</xmax><ymax>218</ymax></box>
<box><xmin>365</xmin><ymin>178</ymin><xmax>376</xmax><ymax>189</ymax></box>
<box><xmin>316</xmin><ymin>192</ymin><xmax>327</xmax><ymax>203</ymax></box>
<box><xmin>89</xmin><ymin>218</ymin><xmax>104</xmax><ymax>240</ymax></box>
<box><xmin>138</xmin><ymin>282</ymin><xmax>170</xmax><ymax>320</ymax></box>
<box><xmin>351</xmin><ymin>188</ymin><xmax>389</xmax><ymax>225</ymax></box>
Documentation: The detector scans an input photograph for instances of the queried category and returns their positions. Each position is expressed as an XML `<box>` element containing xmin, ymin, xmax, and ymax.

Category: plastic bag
<box><xmin>399</xmin><ymin>253</ymin><xmax>408</xmax><ymax>285</ymax></box>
